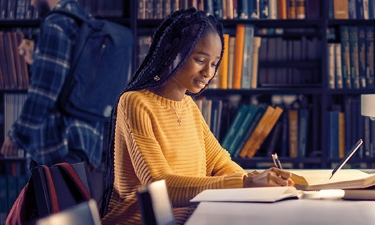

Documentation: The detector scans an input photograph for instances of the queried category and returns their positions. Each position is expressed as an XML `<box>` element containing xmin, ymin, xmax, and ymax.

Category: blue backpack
<box><xmin>47</xmin><ymin>8</ymin><xmax>133</xmax><ymax>122</ymax></box>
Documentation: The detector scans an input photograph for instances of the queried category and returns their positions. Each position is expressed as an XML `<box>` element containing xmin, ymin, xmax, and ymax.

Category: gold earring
<box><xmin>154</xmin><ymin>75</ymin><xmax>161</xmax><ymax>81</ymax></box>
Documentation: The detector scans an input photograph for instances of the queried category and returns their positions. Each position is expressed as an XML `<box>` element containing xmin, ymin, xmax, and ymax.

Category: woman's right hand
<box><xmin>18</xmin><ymin>39</ymin><xmax>34</xmax><ymax>65</ymax></box>
<box><xmin>243</xmin><ymin>167</ymin><xmax>294</xmax><ymax>187</ymax></box>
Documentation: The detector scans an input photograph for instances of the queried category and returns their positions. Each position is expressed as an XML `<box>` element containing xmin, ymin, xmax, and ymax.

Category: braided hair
<box><xmin>100</xmin><ymin>7</ymin><xmax>224</xmax><ymax>216</ymax></box>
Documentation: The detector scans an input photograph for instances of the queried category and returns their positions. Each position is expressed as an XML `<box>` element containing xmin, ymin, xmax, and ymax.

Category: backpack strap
<box><xmin>44</xmin><ymin>8</ymin><xmax>88</xmax><ymax>23</ymax></box>
<box><xmin>52</xmin><ymin>162</ymin><xmax>91</xmax><ymax>201</ymax></box>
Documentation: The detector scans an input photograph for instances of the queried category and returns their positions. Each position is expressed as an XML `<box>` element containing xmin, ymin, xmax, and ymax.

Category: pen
<box><xmin>271</xmin><ymin>153</ymin><xmax>282</xmax><ymax>169</ymax></box>
<box><xmin>329</xmin><ymin>139</ymin><xmax>363</xmax><ymax>180</ymax></box>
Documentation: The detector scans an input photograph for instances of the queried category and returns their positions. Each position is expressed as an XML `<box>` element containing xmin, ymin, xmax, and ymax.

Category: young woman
<box><xmin>100</xmin><ymin>8</ymin><xmax>293</xmax><ymax>225</ymax></box>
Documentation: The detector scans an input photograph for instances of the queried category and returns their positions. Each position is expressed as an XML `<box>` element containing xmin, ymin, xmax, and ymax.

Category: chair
<box><xmin>36</xmin><ymin>199</ymin><xmax>101</xmax><ymax>225</ymax></box>
<box><xmin>136</xmin><ymin>179</ymin><xmax>176</xmax><ymax>225</ymax></box>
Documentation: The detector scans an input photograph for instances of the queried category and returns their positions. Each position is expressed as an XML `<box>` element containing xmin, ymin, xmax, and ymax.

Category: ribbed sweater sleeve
<box><xmin>102</xmin><ymin>90</ymin><xmax>247</xmax><ymax>225</ymax></box>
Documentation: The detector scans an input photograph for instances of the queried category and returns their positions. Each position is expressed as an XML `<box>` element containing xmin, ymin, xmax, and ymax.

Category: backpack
<box><xmin>45</xmin><ymin>8</ymin><xmax>133</xmax><ymax>122</ymax></box>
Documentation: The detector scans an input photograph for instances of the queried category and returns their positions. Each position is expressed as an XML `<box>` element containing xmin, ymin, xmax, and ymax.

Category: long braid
<box><xmin>100</xmin><ymin>7</ymin><xmax>224</xmax><ymax>217</ymax></box>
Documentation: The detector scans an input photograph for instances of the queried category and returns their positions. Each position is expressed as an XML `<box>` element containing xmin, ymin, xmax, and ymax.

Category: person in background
<box><xmin>0</xmin><ymin>0</ymin><xmax>104</xmax><ymax>170</ymax></box>
<box><xmin>100</xmin><ymin>7</ymin><xmax>294</xmax><ymax>225</ymax></box>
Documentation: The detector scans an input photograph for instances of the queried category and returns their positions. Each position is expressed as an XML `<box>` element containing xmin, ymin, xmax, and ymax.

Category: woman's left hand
<box><xmin>243</xmin><ymin>167</ymin><xmax>295</xmax><ymax>187</ymax></box>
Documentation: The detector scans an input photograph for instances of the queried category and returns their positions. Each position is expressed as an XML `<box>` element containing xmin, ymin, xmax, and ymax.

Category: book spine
<box><xmin>335</xmin><ymin>43</ymin><xmax>343</xmax><ymax>89</ymax></box>
<box><xmin>365</xmin><ymin>26</ymin><xmax>374</xmax><ymax>88</ymax></box>
<box><xmin>349</xmin><ymin>26</ymin><xmax>360</xmax><ymax>89</ymax></box>
<box><xmin>363</xmin><ymin>0</ymin><xmax>369</xmax><ymax>19</ymax></box>
<box><xmin>241</xmin><ymin>25</ymin><xmax>254</xmax><ymax>89</ymax></box>
<box><xmin>250</xmin><ymin>37</ymin><xmax>262</xmax><ymax>89</ymax></box>
<box><xmin>237</xmin><ymin>0</ymin><xmax>249</xmax><ymax>19</ymax></box>
<box><xmin>225</xmin><ymin>0</ymin><xmax>234</xmax><ymax>19</ymax></box>
<box><xmin>234</xmin><ymin>105</ymin><xmax>266</xmax><ymax>157</ymax></box>
<box><xmin>369</xmin><ymin>0</ymin><xmax>375</xmax><ymax>18</ymax></box>
<box><xmin>295</xmin><ymin>0</ymin><xmax>305</xmax><ymax>19</ymax></box>
<box><xmin>213</xmin><ymin>0</ymin><xmax>224</xmax><ymax>19</ymax></box>
<box><xmin>218</xmin><ymin>33</ymin><xmax>230</xmax><ymax>89</ymax></box>
<box><xmin>340</xmin><ymin>26</ymin><xmax>352</xmax><ymax>89</ymax></box>
<box><xmin>338</xmin><ymin>112</ymin><xmax>345</xmax><ymax>158</ymax></box>
<box><xmin>334</xmin><ymin>0</ymin><xmax>349</xmax><ymax>19</ymax></box>
<box><xmin>277</xmin><ymin>0</ymin><xmax>287</xmax><ymax>19</ymax></box>
<box><xmin>348</xmin><ymin>0</ymin><xmax>357</xmax><ymax>18</ymax></box>
<box><xmin>287</xmin><ymin>0</ymin><xmax>296</xmax><ymax>19</ymax></box>
<box><xmin>268</xmin><ymin>0</ymin><xmax>277</xmax><ymax>19</ymax></box>
<box><xmin>227</xmin><ymin>36</ymin><xmax>236</xmax><ymax>88</ymax></box>
<box><xmin>221</xmin><ymin>104</ymin><xmax>248</xmax><ymax>155</ymax></box>
<box><xmin>228</xmin><ymin>105</ymin><xmax>258</xmax><ymax>156</ymax></box>
<box><xmin>288</xmin><ymin>109</ymin><xmax>298</xmax><ymax>158</ymax></box>
<box><xmin>249</xmin><ymin>0</ymin><xmax>260</xmax><ymax>19</ymax></box>
<box><xmin>356</xmin><ymin>0</ymin><xmax>364</xmax><ymax>19</ymax></box>
<box><xmin>239</xmin><ymin>106</ymin><xmax>274</xmax><ymax>158</ymax></box>
<box><xmin>328</xmin><ymin>43</ymin><xmax>335</xmax><ymax>89</ymax></box>
<box><xmin>358</xmin><ymin>26</ymin><xmax>367</xmax><ymax>89</ymax></box>
<box><xmin>233</xmin><ymin>24</ymin><xmax>246</xmax><ymax>89</ymax></box>
<box><xmin>259</xmin><ymin>0</ymin><xmax>269</xmax><ymax>19</ymax></box>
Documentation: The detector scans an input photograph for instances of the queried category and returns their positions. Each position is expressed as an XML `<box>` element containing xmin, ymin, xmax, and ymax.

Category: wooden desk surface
<box><xmin>186</xmin><ymin>199</ymin><xmax>375</xmax><ymax>225</ymax></box>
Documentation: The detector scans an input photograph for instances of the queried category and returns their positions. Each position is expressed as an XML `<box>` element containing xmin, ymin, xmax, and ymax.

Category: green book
<box><xmin>221</xmin><ymin>104</ymin><xmax>249</xmax><ymax>155</ymax></box>
<box><xmin>233</xmin><ymin>104</ymin><xmax>267</xmax><ymax>157</ymax></box>
<box><xmin>227</xmin><ymin>104</ymin><xmax>259</xmax><ymax>157</ymax></box>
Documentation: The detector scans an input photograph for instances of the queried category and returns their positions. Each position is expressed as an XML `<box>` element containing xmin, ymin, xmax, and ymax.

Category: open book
<box><xmin>190</xmin><ymin>186</ymin><xmax>300</xmax><ymax>203</ymax></box>
<box><xmin>292</xmin><ymin>169</ymin><xmax>375</xmax><ymax>190</ymax></box>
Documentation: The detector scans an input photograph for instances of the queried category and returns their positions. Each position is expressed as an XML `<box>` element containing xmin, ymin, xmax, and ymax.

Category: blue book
<box><xmin>259</xmin><ymin>0</ymin><xmax>269</xmax><ymax>19</ymax></box>
<box><xmin>280</xmin><ymin>110</ymin><xmax>289</xmax><ymax>157</ymax></box>
<box><xmin>340</xmin><ymin>26</ymin><xmax>352</xmax><ymax>89</ymax></box>
<box><xmin>241</xmin><ymin>24</ymin><xmax>255</xmax><ymax>89</ymax></box>
<box><xmin>212</xmin><ymin>0</ymin><xmax>223</xmax><ymax>19</ymax></box>
<box><xmin>249</xmin><ymin>0</ymin><xmax>260</xmax><ymax>18</ymax></box>
<box><xmin>204</xmin><ymin>0</ymin><xmax>214</xmax><ymax>16</ymax></box>
<box><xmin>357</xmin><ymin>26</ymin><xmax>367</xmax><ymax>89</ymax></box>
<box><xmin>349</xmin><ymin>26</ymin><xmax>360</xmax><ymax>89</ymax></box>
<box><xmin>356</xmin><ymin>0</ymin><xmax>364</xmax><ymax>19</ymax></box>
<box><xmin>237</xmin><ymin>0</ymin><xmax>249</xmax><ymax>19</ymax></box>
<box><xmin>369</xmin><ymin>0</ymin><xmax>375</xmax><ymax>18</ymax></box>
<box><xmin>234</xmin><ymin>104</ymin><xmax>267</xmax><ymax>157</ymax></box>
<box><xmin>227</xmin><ymin>104</ymin><xmax>259</xmax><ymax>157</ymax></box>
<box><xmin>348</xmin><ymin>0</ymin><xmax>357</xmax><ymax>19</ymax></box>
<box><xmin>221</xmin><ymin>104</ymin><xmax>249</xmax><ymax>155</ymax></box>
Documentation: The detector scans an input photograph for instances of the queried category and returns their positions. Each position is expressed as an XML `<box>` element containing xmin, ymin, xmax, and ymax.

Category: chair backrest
<box><xmin>136</xmin><ymin>180</ymin><xmax>176</xmax><ymax>225</ymax></box>
<box><xmin>36</xmin><ymin>199</ymin><xmax>101</xmax><ymax>225</ymax></box>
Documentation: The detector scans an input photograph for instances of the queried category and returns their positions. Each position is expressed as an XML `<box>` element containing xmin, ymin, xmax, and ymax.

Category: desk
<box><xmin>185</xmin><ymin>199</ymin><xmax>375</xmax><ymax>225</ymax></box>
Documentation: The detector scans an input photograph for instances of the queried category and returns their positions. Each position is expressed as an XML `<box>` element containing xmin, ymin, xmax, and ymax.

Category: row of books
<box><xmin>4</xmin><ymin>93</ymin><xmax>27</xmax><ymax>143</ymax></box>
<box><xmin>324</xmin><ymin>96</ymin><xmax>375</xmax><ymax>160</ymax></box>
<box><xmin>0</xmin><ymin>0</ymin><xmax>125</xmax><ymax>20</ymax></box>
<box><xmin>329</xmin><ymin>0</ymin><xmax>375</xmax><ymax>19</ymax></box>
<box><xmin>137</xmin><ymin>25</ymin><xmax>321</xmax><ymax>89</ymax></box>
<box><xmin>215</xmin><ymin>24</ymin><xmax>320</xmax><ymax>89</ymax></box>
<box><xmin>0</xmin><ymin>0</ymin><xmax>39</xmax><ymax>20</ymax></box>
<box><xmin>78</xmin><ymin>0</ymin><xmax>125</xmax><ymax>17</ymax></box>
<box><xmin>327</xmin><ymin>26</ymin><xmax>375</xmax><ymax>89</ymax></box>
<box><xmin>0</xmin><ymin>31</ymin><xmax>30</xmax><ymax>90</ymax></box>
<box><xmin>195</xmin><ymin>94</ymin><xmax>313</xmax><ymax>158</ymax></box>
<box><xmin>138</xmin><ymin>0</ymin><xmax>320</xmax><ymax>20</ymax></box>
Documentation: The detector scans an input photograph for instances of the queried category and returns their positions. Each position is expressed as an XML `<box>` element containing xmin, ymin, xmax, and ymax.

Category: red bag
<box><xmin>6</xmin><ymin>162</ymin><xmax>92</xmax><ymax>225</ymax></box>
<box><xmin>5</xmin><ymin>180</ymin><xmax>39</xmax><ymax>225</ymax></box>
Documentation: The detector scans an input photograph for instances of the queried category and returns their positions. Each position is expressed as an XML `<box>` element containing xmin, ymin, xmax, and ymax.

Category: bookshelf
<box><xmin>1</xmin><ymin>0</ymin><xmax>375</xmax><ymax>171</ymax></box>
<box><xmin>131</xmin><ymin>0</ymin><xmax>375</xmax><ymax>170</ymax></box>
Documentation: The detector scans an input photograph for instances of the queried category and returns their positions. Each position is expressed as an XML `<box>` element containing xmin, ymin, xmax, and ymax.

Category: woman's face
<box><xmin>171</xmin><ymin>31</ymin><xmax>222</xmax><ymax>94</ymax></box>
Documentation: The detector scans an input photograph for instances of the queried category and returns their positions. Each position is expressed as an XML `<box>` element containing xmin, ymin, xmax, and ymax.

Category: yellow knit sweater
<box><xmin>101</xmin><ymin>90</ymin><xmax>247</xmax><ymax>225</ymax></box>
